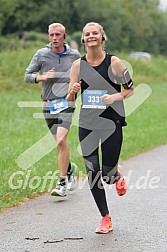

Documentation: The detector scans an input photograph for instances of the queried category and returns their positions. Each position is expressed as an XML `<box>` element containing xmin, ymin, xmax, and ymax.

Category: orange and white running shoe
<box><xmin>115</xmin><ymin>166</ymin><xmax>127</xmax><ymax>196</ymax></box>
<box><xmin>95</xmin><ymin>215</ymin><xmax>113</xmax><ymax>234</ymax></box>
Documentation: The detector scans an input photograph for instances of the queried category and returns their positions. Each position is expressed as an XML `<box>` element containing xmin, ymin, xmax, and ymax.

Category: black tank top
<box><xmin>79</xmin><ymin>53</ymin><xmax>126</xmax><ymax>130</ymax></box>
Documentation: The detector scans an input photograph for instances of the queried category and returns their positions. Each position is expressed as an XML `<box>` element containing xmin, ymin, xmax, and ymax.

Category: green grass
<box><xmin>121</xmin><ymin>82</ymin><xmax>167</xmax><ymax>160</ymax></box>
<box><xmin>0</xmin><ymin>48</ymin><xmax>167</xmax><ymax>211</ymax></box>
<box><xmin>1</xmin><ymin>82</ymin><xmax>167</xmax><ymax>211</ymax></box>
<box><xmin>0</xmin><ymin>88</ymin><xmax>84</xmax><ymax>210</ymax></box>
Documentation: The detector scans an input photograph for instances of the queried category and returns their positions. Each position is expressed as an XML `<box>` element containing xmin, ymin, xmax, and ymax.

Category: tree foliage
<box><xmin>0</xmin><ymin>0</ymin><xmax>167</xmax><ymax>55</ymax></box>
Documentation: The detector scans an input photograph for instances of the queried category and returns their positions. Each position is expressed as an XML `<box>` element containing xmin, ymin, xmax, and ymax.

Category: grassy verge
<box><xmin>0</xmin><ymin>88</ymin><xmax>83</xmax><ymax>210</ymax></box>
<box><xmin>121</xmin><ymin>82</ymin><xmax>167</xmax><ymax>159</ymax></box>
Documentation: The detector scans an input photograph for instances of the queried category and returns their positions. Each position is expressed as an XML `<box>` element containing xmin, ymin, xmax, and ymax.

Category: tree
<box><xmin>0</xmin><ymin>0</ymin><xmax>167</xmax><ymax>55</ymax></box>
<box><xmin>0</xmin><ymin>0</ymin><xmax>15</xmax><ymax>35</ymax></box>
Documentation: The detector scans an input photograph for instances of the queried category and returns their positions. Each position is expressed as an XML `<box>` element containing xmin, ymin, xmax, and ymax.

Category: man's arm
<box><xmin>24</xmin><ymin>51</ymin><xmax>41</xmax><ymax>84</ymax></box>
<box><xmin>24</xmin><ymin>51</ymin><xmax>56</xmax><ymax>84</ymax></box>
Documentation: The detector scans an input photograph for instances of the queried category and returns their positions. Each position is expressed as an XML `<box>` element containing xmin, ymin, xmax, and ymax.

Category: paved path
<box><xmin>0</xmin><ymin>144</ymin><xmax>167</xmax><ymax>252</ymax></box>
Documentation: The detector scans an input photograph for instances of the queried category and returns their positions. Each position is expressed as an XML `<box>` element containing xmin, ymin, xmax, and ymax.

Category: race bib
<box><xmin>49</xmin><ymin>98</ymin><xmax>68</xmax><ymax>114</ymax></box>
<box><xmin>82</xmin><ymin>90</ymin><xmax>107</xmax><ymax>109</ymax></box>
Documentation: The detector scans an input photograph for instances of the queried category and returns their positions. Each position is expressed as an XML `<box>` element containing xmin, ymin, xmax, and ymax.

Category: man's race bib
<box><xmin>82</xmin><ymin>90</ymin><xmax>107</xmax><ymax>109</ymax></box>
<box><xmin>49</xmin><ymin>98</ymin><xmax>68</xmax><ymax>114</ymax></box>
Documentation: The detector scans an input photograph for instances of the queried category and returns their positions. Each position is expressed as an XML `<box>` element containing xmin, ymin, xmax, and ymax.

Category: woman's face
<box><xmin>83</xmin><ymin>25</ymin><xmax>103</xmax><ymax>47</ymax></box>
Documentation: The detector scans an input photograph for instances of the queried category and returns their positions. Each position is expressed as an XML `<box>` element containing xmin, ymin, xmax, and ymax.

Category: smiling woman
<box><xmin>67</xmin><ymin>21</ymin><xmax>134</xmax><ymax>234</ymax></box>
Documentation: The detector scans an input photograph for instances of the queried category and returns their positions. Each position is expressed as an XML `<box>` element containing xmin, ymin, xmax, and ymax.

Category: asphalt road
<box><xmin>0</xmin><ymin>144</ymin><xmax>167</xmax><ymax>252</ymax></box>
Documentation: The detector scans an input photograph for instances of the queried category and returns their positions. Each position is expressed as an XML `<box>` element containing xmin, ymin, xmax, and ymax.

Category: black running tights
<box><xmin>79</xmin><ymin>127</ymin><xmax>123</xmax><ymax>216</ymax></box>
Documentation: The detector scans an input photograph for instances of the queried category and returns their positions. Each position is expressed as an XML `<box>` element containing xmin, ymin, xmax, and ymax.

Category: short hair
<box><xmin>48</xmin><ymin>23</ymin><xmax>66</xmax><ymax>34</ymax></box>
<box><xmin>81</xmin><ymin>22</ymin><xmax>107</xmax><ymax>42</ymax></box>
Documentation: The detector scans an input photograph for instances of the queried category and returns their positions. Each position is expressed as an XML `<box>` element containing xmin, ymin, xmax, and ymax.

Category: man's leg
<box><xmin>54</xmin><ymin>126</ymin><xmax>78</xmax><ymax>191</ymax></box>
<box><xmin>50</xmin><ymin>126</ymin><xmax>69</xmax><ymax>196</ymax></box>
<box><xmin>54</xmin><ymin>126</ymin><xmax>69</xmax><ymax>177</ymax></box>
<box><xmin>50</xmin><ymin>108</ymin><xmax>77</xmax><ymax>196</ymax></box>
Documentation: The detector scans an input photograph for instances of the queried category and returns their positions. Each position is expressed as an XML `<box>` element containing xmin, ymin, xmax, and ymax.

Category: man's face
<box><xmin>48</xmin><ymin>26</ymin><xmax>65</xmax><ymax>49</ymax></box>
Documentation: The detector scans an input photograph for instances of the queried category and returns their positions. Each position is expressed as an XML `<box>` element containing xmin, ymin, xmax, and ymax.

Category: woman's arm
<box><xmin>66</xmin><ymin>59</ymin><xmax>81</xmax><ymax>102</ymax></box>
<box><xmin>100</xmin><ymin>56</ymin><xmax>134</xmax><ymax>104</ymax></box>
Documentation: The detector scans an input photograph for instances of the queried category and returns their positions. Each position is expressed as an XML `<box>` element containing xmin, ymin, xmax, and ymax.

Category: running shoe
<box><xmin>51</xmin><ymin>180</ymin><xmax>67</xmax><ymax>197</ymax></box>
<box><xmin>115</xmin><ymin>166</ymin><xmax>127</xmax><ymax>196</ymax></box>
<box><xmin>67</xmin><ymin>162</ymin><xmax>78</xmax><ymax>191</ymax></box>
<box><xmin>95</xmin><ymin>215</ymin><xmax>113</xmax><ymax>234</ymax></box>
